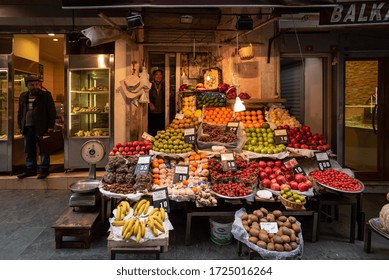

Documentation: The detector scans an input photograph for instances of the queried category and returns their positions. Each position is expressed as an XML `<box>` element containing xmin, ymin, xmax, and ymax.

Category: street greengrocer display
<box><xmin>198</xmin><ymin>123</ymin><xmax>238</xmax><ymax>144</ymax></box>
<box><xmin>109</xmin><ymin>199</ymin><xmax>172</xmax><ymax>243</ymax></box>
<box><xmin>196</xmin><ymin>92</ymin><xmax>226</xmax><ymax>109</ymax></box>
<box><xmin>235</xmin><ymin>110</ymin><xmax>264</xmax><ymax>128</ymax></box>
<box><xmin>266</xmin><ymin>106</ymin><xmax>301</xmax><ymax>128</ymax></box>
<box><xmin>258</xmin><ymin>159</ymin><xmax>313</xmax><ymax>193</ymax></box>
<box><xmin>202</xmin><ymin>107</ymin><xmax>234</xmax><ymax>125</ymax></box>
<box><xmin>285</xmin><ymin>125</ymin><xmax>330</xmax><ymax>151</ymax></box>
<box><xmin>194</xmin><ymin>183</ymin><xmax>218</xmax><ymax>207</ymax></box>
<box><xmin>109</xmin><ymin>140</ymin><xmax>153</xmax><ymax>157</ymax></box>
<box><xmin>101</xmin><ymin>156</ymin><xmax>137</xmax><ymax>194</ymax></box>
<box><xmin>151</xmin><ymin>151</ymin><xmax>209</xmax><ymax>187</ymax></box>
<box><xmin>309</xmin><ymin>168</ymin><xmax>364</xmax><ymax>193</ymax></box>
<box><xmin>279</xmin><ymin>189</ymin><xmax>306</xmax><ymax>210</ymax></box>
<box><xmin>243</xmin><ymin>124</ymin><xmax>287</xmax><ymax>154</ymax></box>
<box><xmin>151</xmin><ymin>128</ymin><xmax>194</xmax><ymax>154</ymax></box>
<box><xmin>239</xmin><ymin>208</ymin><xmax>302</xmax><ymax>253</ymax></box>
<box><xmin>168</xmin><ymin>115</ymin><xmax>200</xmax><ymax>130</ymax></box>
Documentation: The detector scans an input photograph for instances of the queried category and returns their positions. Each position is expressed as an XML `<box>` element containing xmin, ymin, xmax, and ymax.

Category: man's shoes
<box><xmin>37</xmin><ymin>170</ymin><xmax>50</xmax><ymax>179</ymax></box>
<box><xmin>17</xmin><ymin>169</ymin><xmax>37</xmax><ymax>179</ymax></box>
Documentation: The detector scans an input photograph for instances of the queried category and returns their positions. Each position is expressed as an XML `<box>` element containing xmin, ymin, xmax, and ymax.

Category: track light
<box><xmin>127</xmin><ymin>13</ymin><xmax>144</xmax><ymax>30</ymax></box>
<box><xmin>236</xmin><ymin>15</ymin><xmax>253</xmax><ymax>30</ymax></box>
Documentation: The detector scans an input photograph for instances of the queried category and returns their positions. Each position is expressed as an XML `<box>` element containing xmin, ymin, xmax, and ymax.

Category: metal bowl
<box><xmin>69</xmin><ymin>179</ymin><xmax>101</xmax><ymax>194</ymax></box>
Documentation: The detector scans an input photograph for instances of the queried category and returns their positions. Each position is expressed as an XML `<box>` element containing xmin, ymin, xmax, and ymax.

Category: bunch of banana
<box><xmin>147</xmin><ymin>207</ymin><xmax>166</xmax><ymax>236</ymax></box>
<box><xmin>112</xmin><ymin>200</ymin><xmax>131</xmax><ymax>226</ymax></box>
<box><xmin>121</xmin><ymin>217</ymin><xmax>146</xmax><ymax>243</ymax></box>
<box><xmin>133</xmin><ymin>199</ymin><xmax>151</xmax><ymax>216</ymax></box>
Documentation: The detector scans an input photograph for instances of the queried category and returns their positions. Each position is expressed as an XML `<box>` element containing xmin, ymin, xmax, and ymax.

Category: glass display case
<box><xmin>0</xmin><ymin>54</ymin><xmax>11</xmax><ymax>172</ymax></box>
<box><xmin>69</xmin><ymin>69</ymin><xmax>110</xmax><ymax>138</ymax></box>
<box><xmin>65</xmin><ymin>54</ymin><xmax>114</xmax><ymax>169</ymax></box>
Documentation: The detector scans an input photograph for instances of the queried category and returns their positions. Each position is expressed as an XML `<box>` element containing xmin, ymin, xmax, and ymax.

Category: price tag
<box><xmin>260</xmin><ymin>222</ymin><xmax>278</xmax><ymax>234</ymax></box>
<box><xmin>314</xmin><ymin>151</ymin><xmax>331</xmax><ymax>171</ymax></box>
<box><xmin>142</xmin><ymin>132</ymin><xmax>153</xmax><ymax>141</ymax></box>
<box><xmin>274</xmin><ymin>129</ymin><xmax>289</xmax><ymax>145</ymax></box>
<box><xmin>173</xmin><ymin>165</ymin><xmax>189</xmax><ymax>183</ymax></box>
<box><xmin>283</xmin><ymin>157</ymin><xmax>306</xmax><ymax>175</ymax></box>
<box><xmin>226</xmin><ymin>121</ymin><xmax>240</xmax><ymax>134</ymax></box>
<box><xmin>184</xmin><ymin>127</ymin><xmax>196</xmax><ymax>144</ymax></box>
<box><xmin>134</xmin><ymin>155</ymin><xmax>151</xmax><ymax>175</ymax></box>
<box><xmin>221</xmin><ymin>153</ymin><xmax>237</xmax><ymax>172</ymax></box>
<box><xmin>152</xmin><ymin>187</ymin><xmax>170</xmax><ymax>212</ymax></box>
<box><xmin>175</xmin><ymin>113</ymin><xmax>184</xmax><ymax>120</ymax></box>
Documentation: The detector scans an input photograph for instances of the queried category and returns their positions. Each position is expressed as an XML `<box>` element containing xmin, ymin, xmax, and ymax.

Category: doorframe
<box><xmin>339</xmin><ymin>51</ymin><xmax>389</xmax><ymax>180</ymax></box>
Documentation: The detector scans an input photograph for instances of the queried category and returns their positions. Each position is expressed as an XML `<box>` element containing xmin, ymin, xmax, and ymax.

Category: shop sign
<box><xmin>314</xmin><ymin>151</ymin><xmax>331</xmax><ymax>171</ymax></box>
<box><xmin>283</xmin><ymin>157</ymin><xmax>306</xmax><ymax>175</ymax></box>
<box><xmin>226</xmin><ymin>121</ymin><xmax>239</xmax><ymax>135</ymax></box>
<box><xmin>320</xmin><ymin>1</ymin><xmax>389</xmax><ymax>26</ymax></box>
<box><xmin>274</xmin><ymin>129</ymin><xmax>289</xmax><ymax>145</ymax></box>
<box><xmin>134</xmin><ymin>155</ymin><xmax>152</xmax><ymax>175</ymax></box>
<box><xmin>221</xmin><ymin>153</ymin><xmax>237</xmax><ymax>172</ymax></box>
<box><xmin>152</xmin><ymin>187</ymin><xmax>170</xmax><ymax>212</ymax></box>
<box><xmin>173</xmin><ymin>165</ymin><xmax>189</xmax><ymax>184</ymax></box>
<box><xmin>184</xmin><ymin>127</ymin><xmax>196</xmax><ymax>144</ymax></box>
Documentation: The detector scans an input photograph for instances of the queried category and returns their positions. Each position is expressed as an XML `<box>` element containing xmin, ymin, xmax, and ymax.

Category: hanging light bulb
<box><xmin>206</xmin><ymin>70</ymin><xmax>211</xmax><ymax>81</ymax></box>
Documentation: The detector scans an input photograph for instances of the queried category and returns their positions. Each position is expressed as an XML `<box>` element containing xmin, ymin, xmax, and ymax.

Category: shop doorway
<box><xmin>280</xmin><ymin>56</ymin><xmax>331</xmax><ymax>136</ymax></box>
<box><xmin>343</xmin><ymin>58</ymin><xmax>389</xmax><ymax>181</ymax></box>
<box><xmin>148</xmin><ymin>52</ymin><xmax>177</xmax><ymax>133</ymax></box>
<box><xmin>12</xmin><ymin>34</ymin><xmax>65</xmax><ymax>174</ymax></box>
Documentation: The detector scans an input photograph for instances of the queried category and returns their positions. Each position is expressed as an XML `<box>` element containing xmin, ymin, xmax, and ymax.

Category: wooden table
<box><xmin>107</xmin><ymin>232</ymin><xmax>169</xmax><ymax>260</ymax></box>
<box><xmin>184</xmin><ymin>200</ymin><xmax>318</xmax><ymax>245</ymax></box>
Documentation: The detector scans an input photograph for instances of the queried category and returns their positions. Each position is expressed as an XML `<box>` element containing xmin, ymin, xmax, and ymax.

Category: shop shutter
<box><xmin>280</xmin><ymin>60</ymin><xmax>304</xmax><ymax>124</ymax></box>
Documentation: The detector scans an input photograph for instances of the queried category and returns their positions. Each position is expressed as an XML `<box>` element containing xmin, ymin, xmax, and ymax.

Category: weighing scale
<box><xmin>69</xmin><ymin>140</ymin><xmax>106</xmax><ymax>211</ymax></box>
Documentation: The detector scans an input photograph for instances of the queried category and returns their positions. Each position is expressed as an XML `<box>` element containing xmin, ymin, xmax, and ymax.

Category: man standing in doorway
<box><xmin>17</xmin><ymin>75</ymin><xmax>56</xmax><ymax>179</ymax></box>
<box><xmin>148</xmin><ymin>68</ymin><xmax>166</xmax><ymax>136</ymax></box>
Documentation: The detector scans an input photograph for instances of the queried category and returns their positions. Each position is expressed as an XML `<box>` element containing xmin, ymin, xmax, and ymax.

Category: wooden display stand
<box><xmin>108</xmin><ymin>232</ymin><xmax>169</xmax><ymax>260</ymax></box>
<box><xmin>52</xmin><ymin>207</ymin><xmax>100</xmax><ymax>249</ymax></box>
<box><xmin>364</xmin><ymin>217</ymin><xmax>389</xmax><ymax>253</ymax></box>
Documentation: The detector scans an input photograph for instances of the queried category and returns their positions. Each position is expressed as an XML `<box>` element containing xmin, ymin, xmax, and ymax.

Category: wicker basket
<box><xmin>279</xmin><ymin>195</ymin><xmax>306</xmax><ymax>210</ymax></box>
<box><xmin>239</xmin><ymin>43</ymin><xmax>254</xmax><ymax>60</ymax></box>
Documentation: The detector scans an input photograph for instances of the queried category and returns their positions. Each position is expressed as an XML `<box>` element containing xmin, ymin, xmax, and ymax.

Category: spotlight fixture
<box><xmin>180</xmin><ymin>15</ymin><xmax>193</xmax><ymax>24</ymax></box>
<box><xmin>127</xmin><ymin>13</ymin><xmax>144</xmax><ymax>30</ymax></box>
<box><xmin>236</xmin><ymin>15</ymin><xmax>253</xmax><ymax>30</ymax></box>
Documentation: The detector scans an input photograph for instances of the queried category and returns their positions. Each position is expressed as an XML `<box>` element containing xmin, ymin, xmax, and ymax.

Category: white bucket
<box><xmin>209</xmin><ymin>216</ymin><xmax>234</xmax><ymax>245</ymax></box>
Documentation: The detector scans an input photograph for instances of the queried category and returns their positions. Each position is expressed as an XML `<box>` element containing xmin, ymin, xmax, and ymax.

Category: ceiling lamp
<box><xmin>236</xmin><ymin>15</ymin><xmax>253</xmax><ymax>30</ymax></box>
<box><xmin>180</xmin><ymin>15</ymin><xmax>193</xmax><ymax>24</ymax></box>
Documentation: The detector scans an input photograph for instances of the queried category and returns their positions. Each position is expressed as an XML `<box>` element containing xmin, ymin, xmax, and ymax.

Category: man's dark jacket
<box><xmin>18</xmin><ymin>89</ymin><xmax>56</xmax><ymax>136</ymax></box>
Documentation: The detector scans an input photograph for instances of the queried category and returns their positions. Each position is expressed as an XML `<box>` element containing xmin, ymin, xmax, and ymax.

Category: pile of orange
<box><xmin>235</xmin><ymin>110</ymin><xmax>265</xmax><ymax>128</ymax></box>
<box><xmin>203</xmin><ymin>107</ymin><xmax>234</xmax><ymax>125</ymax></box>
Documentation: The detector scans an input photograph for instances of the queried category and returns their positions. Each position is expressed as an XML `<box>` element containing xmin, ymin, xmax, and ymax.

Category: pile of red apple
<box><xmin>279</xmin><ymin>125</ymin><xmax>330</xmax><ymax>151</ymax></box>
<box><xmin>258</xmin><ymin>159</ymin><xmax>313</xmax><ymax>192</ymax></box>
<box><xmin>109</xmin><ymin>140</ymin><xmax>153</xmax><ymax>157</ymax></box>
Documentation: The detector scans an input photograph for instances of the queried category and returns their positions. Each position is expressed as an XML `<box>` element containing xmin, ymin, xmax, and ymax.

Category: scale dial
<box><xmin>80</xmin><ymin>140</ymin><xmax>106</xmax><ymax>164</ymax></box>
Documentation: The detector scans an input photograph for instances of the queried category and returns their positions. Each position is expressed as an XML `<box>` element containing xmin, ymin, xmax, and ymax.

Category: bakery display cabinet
<box><xmin>64</xmin><ymin>54</ymin><xmax>114</xmax><ymax>170</ymax></box>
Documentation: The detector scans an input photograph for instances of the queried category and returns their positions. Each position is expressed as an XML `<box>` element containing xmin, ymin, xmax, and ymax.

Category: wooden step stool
<box><xmin>52</xmin><ymin>208</ymin><xmax>100</xmax><ymax>249</ymax></box>
<box><xmin>108</xmin><ymin>232</ymin><xmax>169</xmax><ymax>259</ymax></box>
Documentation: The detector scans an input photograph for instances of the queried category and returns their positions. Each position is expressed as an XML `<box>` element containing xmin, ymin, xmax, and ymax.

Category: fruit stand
<box><xmin>97</xmin><ymin>84</ymin><xmax>366</xmax><ymax>259</ymax></box>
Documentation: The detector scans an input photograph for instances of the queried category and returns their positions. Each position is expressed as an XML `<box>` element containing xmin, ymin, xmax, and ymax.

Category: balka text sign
<box><xmin>320</xmin><ymin>2</ymin><xmax>389</xmax><ymax>26</ymax></box>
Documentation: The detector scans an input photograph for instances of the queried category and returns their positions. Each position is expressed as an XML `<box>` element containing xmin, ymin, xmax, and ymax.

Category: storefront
<box><xmin>0</xmin><ymin>2</ymin><xmax>388</xmax><ymax>184</ymax></box>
